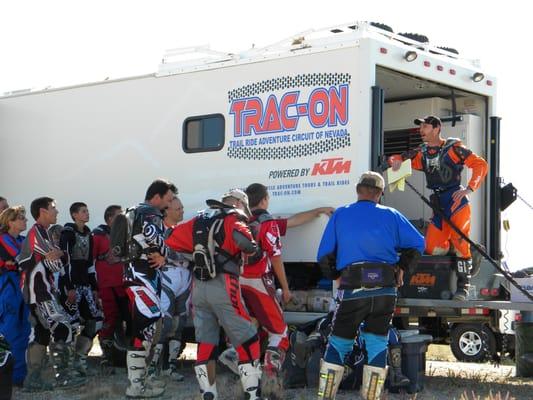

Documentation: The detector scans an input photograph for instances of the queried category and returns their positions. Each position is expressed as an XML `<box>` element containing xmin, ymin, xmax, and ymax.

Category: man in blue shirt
<box><xmin>316</xmin><ymin>171</ymin><xmax>424</xmax><ymax>400</ymax></box>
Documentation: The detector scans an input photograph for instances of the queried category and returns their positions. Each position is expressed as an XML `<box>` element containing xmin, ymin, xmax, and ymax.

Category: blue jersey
<box><xmin>317</xmin><ymin>200</ymin><xmax>425</xmax><ymax>271</ymax></box>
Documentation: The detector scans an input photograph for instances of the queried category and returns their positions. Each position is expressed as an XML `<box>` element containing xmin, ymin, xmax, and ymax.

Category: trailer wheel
<box><xmin>450</xmin><ymin>324</ymin><xmax>496</xmax><ymax>362</ymax></box>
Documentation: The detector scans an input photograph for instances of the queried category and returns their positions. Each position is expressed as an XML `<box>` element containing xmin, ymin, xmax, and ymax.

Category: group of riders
<box><xmin>0</xmin><ymin>114</ymin><xmax>487</xmax><ymax>400</ymax></box>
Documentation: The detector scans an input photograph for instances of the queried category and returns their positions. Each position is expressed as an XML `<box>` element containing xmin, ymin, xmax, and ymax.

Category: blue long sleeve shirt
<box><xmin>317</xmin><ymin>200</ymin><xmax>425</xmax><ymax>271</ymax></box>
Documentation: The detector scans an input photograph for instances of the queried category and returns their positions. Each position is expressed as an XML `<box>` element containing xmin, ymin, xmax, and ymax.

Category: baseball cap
<box><xmin>414</xmin><ymin>115</ymin><xmax>441</xmax><ymax>128</ymax></box>
<box><xmin>357</xmin><ymin>171</ymin><xmax>385</xmax><ymax>191</ymax></box>
<box><xmin>222</xmin><ymin>189</ymin><xmax>252</xmax><ymax>216</ymax></box>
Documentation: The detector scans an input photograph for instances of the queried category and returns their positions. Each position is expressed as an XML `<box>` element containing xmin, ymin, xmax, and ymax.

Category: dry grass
<box><xmin>427</xmin><ymin>344</ymin><xmax>456</xmax><ymax>361</ymax></box>
<box><xmin>13</xmin><ymin>342</ymin><xmax>533</xmax><ymax>400</ymax></box>
<box><xmin>459</xmin><ymin>390</ymin><xmax>516</xmax><ymax>400</ymax></box>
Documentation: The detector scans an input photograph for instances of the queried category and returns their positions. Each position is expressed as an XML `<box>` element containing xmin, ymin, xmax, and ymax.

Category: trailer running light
<box><xmin>487</xmin><ymin>80</ymin><xmax>493</xmax><ymax>86</ymax></box>
<box><xmin>404</xmin><ymin>50</ymin><xmax>418</xmax><ymax>62</ymax></box>
<box><xmin>472</xmin><ymin>72</ymin><xmax>485</xmax><ymax>82</ymax></box>
<box><xmin>437</xmin><ymin>65</ymin><xmax>444</xmax><ymax>71</ymax></box>
<box><xmin>394</xmin><ymin>307</ymin><xmax>410</xmax><ymax>315</ymax></box>
<box><xmin>423</xmin><ymin>61</ymin><xmax>431</xmax><ymax>67</ymax></box>
<box><xmin>449</xmin><ymin>69</ymin><xmax>456</xmax><ymax>75</ymax></box>
<box><xmin>380</xmin><ymin>47</ymin><xmax>388</xmax><ymax>54</ymax></box>
<box><xmin>462</xmin><ymin>308</ymin><xmax>489</xmax><ymax>315</ymax></box>
<box><xmin>481</xmin><ymin>288</ymin><xmax>500</xmax><ymax>297</ymax></box>
<box><xmin>515</xmin><ymin>313</ymin><xmax>522</xmax><ymax>322</ymax></box>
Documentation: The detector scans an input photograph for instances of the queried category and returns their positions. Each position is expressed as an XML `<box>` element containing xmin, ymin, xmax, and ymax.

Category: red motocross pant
<box><xmin>240</xmin><ymin>274</ymin><xmax>289</xmax><ymax>352</ymax></box>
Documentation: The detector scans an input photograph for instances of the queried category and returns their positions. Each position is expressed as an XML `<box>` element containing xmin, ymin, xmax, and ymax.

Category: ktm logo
<box><xmin>409</xmin><ymin>273</ymin><xmax>436</xmax><ymax>287</ymax></box>
<box><xmin>311</xmin><ymin>157</ymin><xmax>351</xmax><ymax>176</ymax></box>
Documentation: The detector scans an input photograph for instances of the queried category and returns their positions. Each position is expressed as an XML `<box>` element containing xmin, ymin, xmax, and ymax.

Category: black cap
<box><xmin>414</xmin><ymin>115</ymin><xmax>441</xmax><ymax>128</ymax></box>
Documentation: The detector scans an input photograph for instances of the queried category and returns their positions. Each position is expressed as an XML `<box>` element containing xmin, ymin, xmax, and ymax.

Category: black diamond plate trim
<box><xmin>228</xmin><ymin>73</ymin><xmax>352</xmax><ymax>102</ymax></box>
<box><xmin>226</xmin><ymin>135</ymin><xmax>351</xmax><ymax>160</ymax></box>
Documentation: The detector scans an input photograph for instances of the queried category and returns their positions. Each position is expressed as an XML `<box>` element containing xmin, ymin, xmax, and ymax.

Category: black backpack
<box><xmin>192</xmin><ymin>210</ymin><xmax>226</xmax><ymax>281</ymax></box>
<box><xmin>110</xmin><ymin>207</ymin><xmax>142</xmax><ymax>262</ymax></box>
<box><xmin>192</xmin><ymin>204</ymin><xmax>245</xmax><ymax>281</ymax></box>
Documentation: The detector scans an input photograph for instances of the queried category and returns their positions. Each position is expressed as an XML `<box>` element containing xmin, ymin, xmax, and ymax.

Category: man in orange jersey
<box><xmin>390</xmin><ymin>115</ymin><xmax>488</xmax><ymax>300</ymax></box>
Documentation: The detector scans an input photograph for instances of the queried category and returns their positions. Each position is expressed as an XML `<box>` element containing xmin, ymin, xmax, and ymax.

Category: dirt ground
<box><xmin>13</xmin><ymin>344</ymin><xmax>533</xmax><ymax>400</ymax></box>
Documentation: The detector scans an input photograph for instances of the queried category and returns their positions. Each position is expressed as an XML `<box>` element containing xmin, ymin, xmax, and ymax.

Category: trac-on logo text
<box><xmin>230</xmin><ymin>85</ymin><xmax>348</xmax><ymax>136</ymax></box>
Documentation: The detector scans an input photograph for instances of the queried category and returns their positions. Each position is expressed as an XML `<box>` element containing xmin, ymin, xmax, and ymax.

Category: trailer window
<box><xmin>183</xmin><ymin>114</ymin><xmax>225</xmax><ymax>152</ymax></box>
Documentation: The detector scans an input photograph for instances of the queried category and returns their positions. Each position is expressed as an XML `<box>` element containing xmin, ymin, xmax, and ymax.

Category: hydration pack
<box><xmin>192</xmin><ymin>205</ymin><xmax>244</xmax><ymax>281</ymax></box>
<box><xmin>110</xmin><ymin>207</ymin><xmax>142</xmax><ymax>262</ymax></box>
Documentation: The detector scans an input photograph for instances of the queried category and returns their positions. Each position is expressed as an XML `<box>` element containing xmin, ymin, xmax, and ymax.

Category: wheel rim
<box><xmin>458</xmin><ymin>331</ymin><xmax>483</xmax><ymax>356</ymax></box>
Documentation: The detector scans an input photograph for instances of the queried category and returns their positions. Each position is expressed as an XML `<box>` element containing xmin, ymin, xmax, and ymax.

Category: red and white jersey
<box><xmin>242</xmin><ymin>210</ymin><xmax>282</xmax><ymax>278</ymax></box>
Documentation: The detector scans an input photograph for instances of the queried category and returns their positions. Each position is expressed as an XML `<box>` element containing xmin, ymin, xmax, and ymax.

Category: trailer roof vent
<box><xmin>438</xmin><ymin>46</ymin><xmax>459</xmax><ymax>55</ymax></box>
<box><xmin>330</xmin><ymin>28</ymin><xmax>343</xmax><ymax>33</ymax></box>
<box><xmin>434</xmin><ymin>46</ymin><xmax>460</xmax><ymax>58</ymax></box>
<box><xmin>369</xmin><ymin>22</ymin><xmax>394</xmax><ymax>33</ymax></box>
<box><xmin>291</xmin><ymin>36</ymin><xmax>305</xmax><ymax>46</ymax></box>
<box><xmin>398</xmin><ymin>32</ymin><xmax>429</xmax><ymax>44</ymax></box>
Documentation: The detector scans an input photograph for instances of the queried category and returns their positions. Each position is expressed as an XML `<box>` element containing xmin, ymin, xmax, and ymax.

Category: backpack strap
<box><xmin>246</xmin><ymin>209</ymin><xmax>274</xmax><ymax>265</ymax></box>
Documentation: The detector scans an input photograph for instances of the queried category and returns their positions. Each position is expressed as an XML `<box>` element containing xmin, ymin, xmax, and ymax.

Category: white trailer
<box><xmin>2</xmin><ymin>21</ymin><xmax>531</xmax><ymax>362</ymax></box>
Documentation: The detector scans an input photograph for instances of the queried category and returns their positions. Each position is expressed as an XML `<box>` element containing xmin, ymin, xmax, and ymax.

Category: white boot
<box><xmin>125</xmin><ymin>350</ymin><xmax>165</xmax><ymax>399</ymax></box>
<box><xmin>146</xmin><ymin>344</ymin><xmax>166</xmax><ymax>389</ymax></box>
<box><xmin>194</xmin><ymin>364</ymin><xmax>218</xmax><ymax>400</ymax></box>
<box><xmin>361</xmin><ymin>365</ymin><xmax>388</xmax><ymax>400</ymax></box>
<box><xmin>162</xmin><ymin>339</ymin><xmax>184</xmax><ymax>381</ymax></box>
<box><xmin>239</xmin><ymin>361</ymin><xmax>262</xmax><ymax>400</ymax></box>
<box><xmin>317</xmin><ymin>360</ymin><xmax>344</xmax><ymax>400</ymax></box>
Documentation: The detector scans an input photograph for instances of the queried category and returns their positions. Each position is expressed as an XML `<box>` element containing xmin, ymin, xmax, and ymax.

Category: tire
<box><xmin>450</xmin><ymin>324</ymin><xmax>496</xmax><ymax>363</ymax></box>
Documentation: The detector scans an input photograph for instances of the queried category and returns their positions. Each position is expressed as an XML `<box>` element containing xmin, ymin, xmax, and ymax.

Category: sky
<box><xmin>1</xmin><ymin>0</ymin><xmax>532</xmax><ymax>270</ymax></box>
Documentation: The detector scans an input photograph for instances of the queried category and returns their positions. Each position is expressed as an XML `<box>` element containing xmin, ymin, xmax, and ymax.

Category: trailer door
<box><xmin>371</xmin><ymin>86</ymin><xmax>385</xmax><ymax>172</ymax></box>
<box><xmin>489</xmin><ymin>116</ymin><xmax>502</xmax><ymax>260</ymax></box>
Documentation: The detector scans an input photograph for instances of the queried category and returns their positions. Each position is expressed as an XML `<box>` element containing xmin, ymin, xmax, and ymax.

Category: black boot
<box><xmin>51</xmin><ymin>342</ymin><xmax>86</xmax><ymax>388</ymax></box>
<box><xmin>23</xmin><ymin>343</ymin><xmax>54</xmax><ymax>392</ymax></box>
<box><xmin>453</xmin><ymin>258</ymin><xmax>472</xmax><ymax>301</ymax></box>
<box><xmin>388</xmin><ymin>345</ymin><xmax>409</xmax><ymax>387</ymax></box>
<box><xmin>99</xmin><ymin>337</ymin><xmax>116</xmax><ymax>373</ymax></box>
